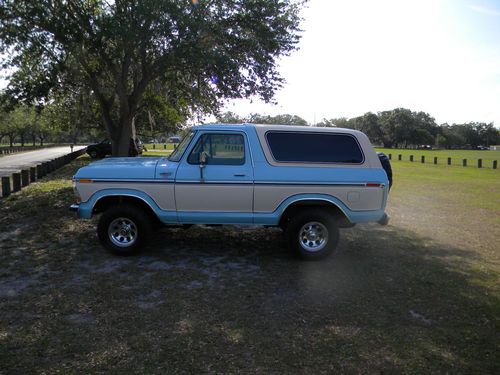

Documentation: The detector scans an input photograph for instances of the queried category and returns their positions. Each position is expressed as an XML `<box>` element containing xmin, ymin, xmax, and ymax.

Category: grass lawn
<box><xmin>0</xmin><ymin>157</ymin><xmax>498</xmax><ymax>373</ymax></box>
<box><xmin>143</xmin><ymin>143</ymin><xmax>176</xmax><ymax>153</ymax></box>
<box><xmin>376</xmin><ymin>148</ymin><xmax>499</xmax><ymax>168</ymax></box>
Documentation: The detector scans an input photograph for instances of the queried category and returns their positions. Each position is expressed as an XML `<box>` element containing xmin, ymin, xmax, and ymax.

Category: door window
<box><xmin>187</xmin><ymin>133</ymin><xmax>245</xmax><ymax>165</ymax></box>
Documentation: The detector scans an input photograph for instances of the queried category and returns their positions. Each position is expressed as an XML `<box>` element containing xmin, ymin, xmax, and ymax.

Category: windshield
<box><xmin>168</xmin><ymin>131</ymin><xmax>195</xmax><ymax>162</ymax></box>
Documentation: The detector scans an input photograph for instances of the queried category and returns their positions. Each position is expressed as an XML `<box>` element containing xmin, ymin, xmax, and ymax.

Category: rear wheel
<box><xmin>97</xmin><ymin>204</ymin><xmax>152</xmax><ymax>255</ymax></box>
<box><xmin>285</xmin><ymin>209</ymin><xmax>339</xmax><ymax>260</ymax></box>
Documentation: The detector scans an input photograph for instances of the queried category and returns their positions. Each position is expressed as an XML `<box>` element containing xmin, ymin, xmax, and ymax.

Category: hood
<box><xmin>74</xmin><ymin>157</ymin><xmax>163</xmax><ymax>180</ymax></box>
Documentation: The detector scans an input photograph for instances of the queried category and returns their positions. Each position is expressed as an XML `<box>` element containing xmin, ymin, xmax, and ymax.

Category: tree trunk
<box><xmin>103</xmin><ymin>97</ymin><xmax>139</xmax><ymax>157</ymax></box>
<box><xmin>103</xmin><ymin>114</ymin><xmax>134</xmax><ymax>157</ymax></box>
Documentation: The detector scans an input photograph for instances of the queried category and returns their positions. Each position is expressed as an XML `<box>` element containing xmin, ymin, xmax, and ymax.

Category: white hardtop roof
<box><xmin>192</xmin><ymin>123</ymin><xmax>362</xmax><ymax>135</ymax></box>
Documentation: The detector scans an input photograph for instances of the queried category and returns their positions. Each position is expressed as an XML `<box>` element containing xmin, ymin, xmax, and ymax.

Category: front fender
<box><xmin>77</xmin><ymin>188</ymin><xmax>163</xmax><ymax>219</ymax></box>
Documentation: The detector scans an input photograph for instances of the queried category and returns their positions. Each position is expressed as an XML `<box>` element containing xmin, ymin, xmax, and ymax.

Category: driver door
<box><xmin>174</xmin><ymin>131</ymin><xmax>254</xmax><ymax>223</ymax></box>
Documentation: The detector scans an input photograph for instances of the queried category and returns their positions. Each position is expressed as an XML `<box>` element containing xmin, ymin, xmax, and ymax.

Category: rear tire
<box><xmin>97</xmin><ymin>204</ymin><xmax>152</xmax><ymax>256</ymax></box>
<box><xmin>285</xmin><ymin>208</ymin><xmax>339</xmax><ymax>260</ymax></box>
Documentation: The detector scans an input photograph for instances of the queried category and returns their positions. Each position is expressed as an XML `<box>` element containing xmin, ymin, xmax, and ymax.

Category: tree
<box><xmin>0</xmin><ymin>105</ymin><xmax>36</xmax><ymax>146</ymax></box>
<box><xmin>248</xmin><ymin>113</ymin><xmax>308</xmax><ymax>125</ymax></box>
<box><xmin>216</xmin><ymin>111</ymin><xmax>246</xmax><ymax>124</ymax></box>
<box><xmin>0</xmin><ymin>0</ymin><xmax>305</xmax><ymax>155</ymax></box>
<box><xmin>0</xmin><ymin>110</ymin><xmax>17</xmax><ymax>146</ymax></box>
<box><xmin>215</xmin><ymin>111</ymin><xmax>308</xmax><ymax>125</ymax></box>
<box><xmin>316</xmin><ymin>117</ymin><xmax>349</xmax><ymax>128</ymax></box>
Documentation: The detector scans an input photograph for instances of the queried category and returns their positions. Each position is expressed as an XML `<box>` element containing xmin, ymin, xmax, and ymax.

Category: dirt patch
<box><xmin>0</xmin><ymin>157</ymin><xmax>498</xmax><ymax>374</ymax></box>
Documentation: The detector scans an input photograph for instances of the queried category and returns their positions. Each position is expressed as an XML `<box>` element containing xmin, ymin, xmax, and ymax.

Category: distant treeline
<box><xmin>217</xmin><ymin>108</ymin><xmax>500</xmax><ymax>148</ymax></box>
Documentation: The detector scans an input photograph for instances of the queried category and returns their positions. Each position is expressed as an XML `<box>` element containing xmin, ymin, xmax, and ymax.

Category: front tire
<box><xmin>285</xmin><ymin>209</ymin><xmax>339</xmax><ymax>260</ymax></box>
<box><xmin>97</xmin><ymin>204</ymin><xmax>152</xmax><ymax>256</ymax></box>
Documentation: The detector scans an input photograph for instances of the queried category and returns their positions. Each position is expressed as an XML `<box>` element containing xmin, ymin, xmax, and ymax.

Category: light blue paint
<box><xmin>77</xmin><ymin>188</ymin><xmax>177</xmax><ymax>223</ymax></box>
<box><xmin>74</xmin><ymin>157</ymin><xmax>163</xmax><ymax>180</ymax></box>
<box><xmin>177</xmin><ymin>211</ymin><xmax>254</xmax><ymax>224</ymax></box>
<box><xmin>74</xmin><ymin>124</ymin><xmax>390</xmax><ymax>227</ymax></box>
<box><xmin>252</xmin><ymin>193</ymin><xmax>386</xmax><ymax>225</ymax></box>
<box><xmin>175</xmin><ymin>129</ymin><xmax>254</xmax><ymax>183</ymax></box>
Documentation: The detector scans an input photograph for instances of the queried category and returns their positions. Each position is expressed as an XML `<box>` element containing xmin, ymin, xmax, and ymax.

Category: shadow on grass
<box><xmin>0</xmin><ymin>158</ymin><xmax>498</xmax><ymax>373</ymax></box>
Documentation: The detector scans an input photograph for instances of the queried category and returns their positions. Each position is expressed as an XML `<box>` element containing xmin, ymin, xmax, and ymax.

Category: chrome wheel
<box><xmin>108</xmin><ymin>217</ymin><xmax>138</xmax><ymax>247</ymax></box>
<box><xmin>298</xmin><ymin>221</ymin><xmax>328</xmax><ymax>252</ymax></box>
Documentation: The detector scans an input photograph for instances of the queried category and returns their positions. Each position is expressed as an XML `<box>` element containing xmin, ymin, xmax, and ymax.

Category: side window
<box><xmin>187</xmin><ymin>133</ymin><xmax>245</xmax><ymax>165</ymax></box>
<box><xmin>266</xmin><ymin>131</ymin><xmax>364</xmax><ymax>163</ymax></box>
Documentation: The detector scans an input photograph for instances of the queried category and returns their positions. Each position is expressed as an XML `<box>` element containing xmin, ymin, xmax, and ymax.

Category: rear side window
<box><xmin>266</xmin><ymin>131</ymin><xmax>364</xmax><ymax>163</ymax></box>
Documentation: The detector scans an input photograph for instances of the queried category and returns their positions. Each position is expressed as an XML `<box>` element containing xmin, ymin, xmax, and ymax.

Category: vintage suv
<box><xmin>71</xmin><ymin>124</ymin><xmax>391</xmax><ymax>260</ymax></box>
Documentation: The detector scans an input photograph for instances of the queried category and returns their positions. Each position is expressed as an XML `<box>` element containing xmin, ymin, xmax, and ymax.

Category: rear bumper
<box><xmin>378</xmin><ymin>213</ymin><xmax>390</xmax><ymax>225</ymax></box>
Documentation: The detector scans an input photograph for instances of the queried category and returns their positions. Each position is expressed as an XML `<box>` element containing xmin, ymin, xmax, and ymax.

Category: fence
<box><xmin>1</xmin><ymin>148</ymin><xmax>86</xmax><ymax>198</ymax></box>
<box><xmin>0</xmin><ymin>145</ymin><xmax>51</xmax><ymax>155</ymax></box>
<box><xmin>388</xmin><ymin>153</ymin><xmax>498</xmax><ymax>169</ymax></box>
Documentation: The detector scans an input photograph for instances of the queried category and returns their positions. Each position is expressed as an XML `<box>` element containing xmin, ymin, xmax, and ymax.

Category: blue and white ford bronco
<box><xmin>71</xmin><ymin>124</ymin><xmax>392</xmax><ymax>260</ymax></box>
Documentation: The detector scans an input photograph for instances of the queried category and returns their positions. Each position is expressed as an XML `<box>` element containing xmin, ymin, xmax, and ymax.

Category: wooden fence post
<box><xmin>493</xmin><ymin>160</ymin><xmax>497</xmax><ymax>169</ymax></box>
<box><xmin>434</xmin><ymin>157</ymin><xmax>438</xmax><ymax>165</ymax></box>
<box><xmin>388</xmin><ymin>153</ymin><xmax>392</xmax><ymax>160</ymax></box>
<box><xmin>410</xmin><ymin>155</ymin><xmax>414</xmax><ymax>162</ymax></box>
<box><xmin>1</xmin><ymin>176</ymin><xmax>10</xmax><ymax>198</ymax></box>
<box><xmin>463</xmin><ymin>159</ymin><xmax>467</xmax><ymax>167</ymax></box>
<box><xmin>447</xmin><ymin>157</ymin><xmax>451</xmax><ymax>165</ymax></box>
<box><xmin>421</xmin><ymin>156</ymin><xmax>425</xmax><ymax>163</ymax></box>
<box><xmin>478</xmin><ymin>159</ymin><xmax>482</xmax><ymax>168</ymax></box>
<box><xmin>21</xmin><ymin>169</ymin><xmax>29</xmax><ymax>187</ymax></box>
<box><xmin>398</xmin><ymin>154</ymin><xmax>402</xmax><ymax>161</ymax></box>
<box><xmin>12</xmin><ymin>173</ymin><xmax>21</xmax><ymax>192</ymax></box>
<box><xmin>30</xmin><ymin>167</ymin><xmax>36</xmax><ymax>182</ymax></box>
<box><xmin>36</xmin><ymin>164</ymin><xmax>44</xmax><ymax>179</ymax></box>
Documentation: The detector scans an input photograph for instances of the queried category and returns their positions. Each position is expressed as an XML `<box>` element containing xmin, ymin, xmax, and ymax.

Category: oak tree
<box><xmin>0</xmin><ymin>0</ymin><xmax>305</xmax><ymax>155</ymax></box>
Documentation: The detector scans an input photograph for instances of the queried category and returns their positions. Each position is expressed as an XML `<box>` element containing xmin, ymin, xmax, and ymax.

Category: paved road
<box><xmin>0</xmin><ymin>146</ymin><xmax>86</xmax><ymax>177</ymax></box>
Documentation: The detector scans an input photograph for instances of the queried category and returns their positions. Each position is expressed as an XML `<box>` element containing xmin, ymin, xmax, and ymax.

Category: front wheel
<box><xmin>285</xmin><ymin>209</ymin><xmax>339</xmax><ymax>260</ymax></box>
<box><xmin>97</xmin><ymin>204</ymin><xmax>152</xmax><ymax>255</ymax></box>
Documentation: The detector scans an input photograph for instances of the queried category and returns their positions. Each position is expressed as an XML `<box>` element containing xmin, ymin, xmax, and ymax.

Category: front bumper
<box><xmin>69</xmin><ymin>203</ymin><xmax>79</xmax><ymax>212</ymax></box>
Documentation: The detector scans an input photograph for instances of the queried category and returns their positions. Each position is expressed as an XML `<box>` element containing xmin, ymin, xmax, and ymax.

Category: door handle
<box><xmin>234</xmin><ymin>173</ymin><xmax>246</xmax><ymax>177</ymax></box>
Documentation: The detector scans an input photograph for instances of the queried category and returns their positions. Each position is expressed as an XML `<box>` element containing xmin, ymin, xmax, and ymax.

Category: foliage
<box><xmin>0</xmin><ymin>0</ymin><xmax>306</xmax><ymax>155</ymax></box>
<box><xmin>319</xmin><ymin>108</ymin><xmax>500</xmax><ymax>148</ymax></box>
<box><xmin>215</xmin><ymin>111</ymin><xmax>246</xmax><ymax>124</ymax></box>
<box><xmin>0</xmin><ymin>104</ymin><xmax>36</xmax><ymax>146</ymax></box>
<box><xmin>216</xmin><ymin>111</ymin><xmax>308</xmax><ymax>125</ymax></box>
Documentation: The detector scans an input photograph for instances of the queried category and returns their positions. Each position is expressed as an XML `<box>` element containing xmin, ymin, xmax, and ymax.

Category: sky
<box><xmin>221</xmin><ymin>0</ymin><xmax>500</xmax><ymax>126</ymax></box>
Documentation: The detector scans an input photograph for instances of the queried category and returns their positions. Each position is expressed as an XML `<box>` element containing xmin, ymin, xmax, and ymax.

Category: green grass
<box><xmin>0</xmin><ymin>157</ymin><xmax>498</xmax><ymax>373</ymax></box>
<box><xmin>376</xmin><ymin>147</ymin><xmax>499</xmax><ymax>167</ymax></box>
<box><xmin>141</xmin><ymin>143</ymin><xmax>175</xmax><ymax>157</ymax></box>
<box><xmin>143</xmin><ymin>143</ymin><xmax>175</xmax><ymax>150</ymax></box>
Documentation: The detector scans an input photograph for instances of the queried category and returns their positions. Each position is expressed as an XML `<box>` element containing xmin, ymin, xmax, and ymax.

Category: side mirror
<box><xmin>199</xmin><ymin>151</ymin><xmax>209</xmax><ymax>181</ymax></box>
<box><xmin>199</xmin><ymin>151</ymin><xmax>209</xmax><ymax>166</ymax></box>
